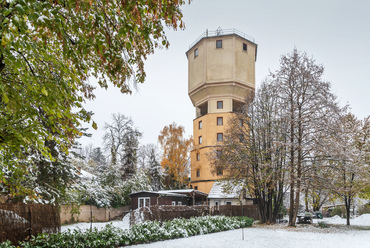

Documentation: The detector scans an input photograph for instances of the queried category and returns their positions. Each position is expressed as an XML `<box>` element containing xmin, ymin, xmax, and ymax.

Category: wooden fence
<box><xmin>210</xmin><ymin>205</ymin><xmax>260</xmax><ymax>220</ymax></box>
<box><xmin>0</xmin><ymin>203</ymin><xmax>60</xmax><ymax>244</ymax></box>
<box><xmin>60</xmin><ymin>205</ymin><xmax>129</xmax><ymax>224</ymax></box>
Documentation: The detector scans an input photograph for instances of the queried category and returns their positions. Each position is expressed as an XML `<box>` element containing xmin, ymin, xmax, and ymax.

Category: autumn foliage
<box><xmin>158</xmin><ymin>123</ymin><xmax>192</xmax><ymax>189</ymax></box>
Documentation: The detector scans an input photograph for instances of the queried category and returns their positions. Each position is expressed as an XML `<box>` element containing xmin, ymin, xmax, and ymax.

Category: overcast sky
<box><xmin>78</xmin><ymin>0</ymin><xmax>370</xmax><ymax>149</ymax></box>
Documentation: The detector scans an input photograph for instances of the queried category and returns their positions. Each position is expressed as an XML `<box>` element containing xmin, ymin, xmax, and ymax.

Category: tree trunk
<box><xmin>304</xmin><ymin>185</ymin><xmax>309</xmax><ymax>212</ymax></box>
<box><xmin>288</xmin><ymin>101</ymin><xmax>296</xmax><ymax>226</ymax></box>
<box><xmin>345</xmin><ymin>195</ymin><xmax>351</xmax><ymax>226</ymax></box>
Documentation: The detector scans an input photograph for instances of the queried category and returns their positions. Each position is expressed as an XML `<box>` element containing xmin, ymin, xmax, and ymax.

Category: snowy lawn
<box><xmin>123</xmin><ymin>225</ymin><xmax>370</xmax><ymax>248</ymax></box>
<box><xmin>313</xmin><ymin>214</ymin><xmax>370</xmax><ymax>226</ymax></box>
<box><xmin>61</xmin><ymin>214</ymin><xmax>370</xmax><ymax>248</ymax></box>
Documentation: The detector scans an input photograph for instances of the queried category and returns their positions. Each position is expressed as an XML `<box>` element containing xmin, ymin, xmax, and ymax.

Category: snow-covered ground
<box><xmin>124</xmin><ymin>226</ymin><xmax>370</xmax><ymax>248</ymax></box>
<box><xmin>61</xmin><ymin>213</ymin><xmax>130</xmax><ymax>232</ymax></box>
<box><xmin>61</xmin><ymin>214</ymin><xmax>370</xmax><ymax>248</ymax></box>
<box><xmin>313</xmin><ymin>214</ymin><xmax>370</xmax><ymax>226</ymax></box>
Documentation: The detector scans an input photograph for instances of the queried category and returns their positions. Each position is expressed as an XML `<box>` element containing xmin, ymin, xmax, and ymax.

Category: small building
<box><xmin>129</xmin><ymin>191</ymin><xmax>189</xmax><ymax>210</ymax></box>
<box><xmin>208</xmin><ymin>181</ymin><xmax>255</xmax><ymax>207</ymax></box>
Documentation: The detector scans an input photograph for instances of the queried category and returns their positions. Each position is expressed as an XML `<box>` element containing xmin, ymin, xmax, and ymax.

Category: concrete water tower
<box><xmin>186</xmin><ymin>28</ymin><xmax>257</xmax><ymax>194</ymax></box>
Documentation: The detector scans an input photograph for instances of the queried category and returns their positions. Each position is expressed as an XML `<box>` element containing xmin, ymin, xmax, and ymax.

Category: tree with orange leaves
<box><xmin>158</xmin><ymin>123</ymin><xmax>192</xmax><ymax>189</ymax></box>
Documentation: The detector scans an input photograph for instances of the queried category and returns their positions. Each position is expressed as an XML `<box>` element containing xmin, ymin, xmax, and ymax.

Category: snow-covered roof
<box><xmin>208</xmin><ymin>181</ymin><xmax>241</xmax><ymax>199</ymax></box>
<box><xmin>164</xmin><ymin>189</ymin><xmax>208</xmax><ymax>197</ymax></box>
<box><xmin>129</xmin><ymin>191</ymin><xmax>189</xmax><ymax>198</ymax></box>
<box><xmin>156</xmin><ymin>191</ymin><xmax>190</xmax><ymax>197</ymax></box>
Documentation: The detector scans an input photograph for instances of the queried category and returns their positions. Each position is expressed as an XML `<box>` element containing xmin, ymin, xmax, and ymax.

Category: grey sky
<box><xmin>79</xmin><ymin>0</ymin><xmax>370</xmax><ymax>149</ymax></box>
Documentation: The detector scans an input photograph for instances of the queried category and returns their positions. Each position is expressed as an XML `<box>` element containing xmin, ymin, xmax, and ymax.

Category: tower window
<box><xmin>216</xmin><ymin>40</ymin><xmax>222</xmax><ymax>48</ymax></box>
<box><xmin>217</xmin><ymin>133</ymin><xmax>223</xmax><ymax>142</ymax></box>
<box><xmin>216</xmin><ymin>150</ymin><xmax>222</xmax><ymax>158</ymax></box>
<box><xmin>194</xmin><ymin>48</ymin><xmax>198</xmax><ymax>57</ymax></box>
<box><xmin>196</xmin><ymin>169</ymin><xmax>200</xmax><ymax>177</ymax></box>
<box><xmin>194</xmin><ymin>186</ymin><xmax>198</xmax><ymax>190</ymax></box>
<box><xmin>217</xmin><ymin>101</ymin><xmax>223</xmax><ymax>109</ymax></box>
<box><xmin>217</xmin><ymin>167</ymin><xmax>223</xmax><ymax>176</ymax></box>
<box><xmin>199</xmin><ymin>136</ymin><xmax>202</xmax><ymax>144</ymax></box>
<box><xmin>243</xmin><ymin>43</ymin><xmax>247</xmax><ymax>52</ymax></box>
<box><xmin>199</xmin><ymin>120</ymin><xmax>202</xmax><ymax>129</ymax></box>
<box><xmin>217</xmin><ymin>117</ymin><xmax>223</xmax><ymax>126</ymax></box>
<box><xmin>197</xmin><ymin>153</ymin><xmax>200</xmax><ymax>161</ymax></box>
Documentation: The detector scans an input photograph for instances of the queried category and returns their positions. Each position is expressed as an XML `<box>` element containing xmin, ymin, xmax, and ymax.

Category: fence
<box><xmin>210</xmin><ymin>205</ymin><xmax>260</xmax><ymax>220</ymax></box>
<box><xmin>130</xmin><ymin>205</ymin><xmax>259</xmax><ymax>225</ymax></box>
<box><xmin>0</xmin><ymin>203</ymin><xmax>60</xmax><ymax>244</ymax></box>
<box><xmin>60</xmin><ymin>205</ymin><xmax>130</xmax><ymax>224</ymax></box>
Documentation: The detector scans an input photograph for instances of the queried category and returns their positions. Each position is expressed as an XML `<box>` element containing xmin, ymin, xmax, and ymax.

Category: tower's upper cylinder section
<box><xmin>186</xmin><ymin>28</ymin><xmax>257</xmax><ymax>116</ymax></box>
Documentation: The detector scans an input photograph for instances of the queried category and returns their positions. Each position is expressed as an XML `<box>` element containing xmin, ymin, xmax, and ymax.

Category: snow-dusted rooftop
<box><xmin>129</xmin><ymin>191</ymin><xmax>188</xmax><ymax>198</ymax></box>
<box><xmin>164</xmin><ymin>189</ymin><xmax>208</xmax><ymax>197</ymax></box>
<box><xmin>208</xmin><ymin>181</ymin><xmax>241</xmax><ymax>199</ymax></box>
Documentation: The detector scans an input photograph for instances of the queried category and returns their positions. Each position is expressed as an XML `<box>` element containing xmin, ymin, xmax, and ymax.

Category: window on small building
<box><xmin>216</xmin><ymin>40</ymin><xmax>222</xmax><ymax>48</ymax></box>
<box><xmin>196</xmin><ymin>169</ymin><xmax>200</xmax><ymax>177</ymax></box>
<box><xmin>194</xmin><ymin>186</ymin><xmax>198</xmax><ymax>190</ymax></box>
<box><xmin>199</xmin><ymin>136</ymin><xmax>202</xmax><ymax>144</ymax></box>
<box><xmin>215</xmin><ymin>201</ymin><xmax>219</xmax><ymax>209</ymax></box>
<box><xmin>197</xmin><ymin>153</ymin><xmax>200</xmax><ymax>161</ymax></box>
<box><xmin>138</xmin><ymin>197</ymin><xmax>150</xmax><ymax>208</ymax></box>
<box><xmin>217</xmin><ymin>101</ymin><xmax>223</xmax><ymax>109</ymax></box>
<box><xmin>226</xmin><ymin>201</ymin><xmax>232</xmax><ymax>205</ymax></box>
<box><xmin>217</xmin><ymin>117</ymin><xmax>223</xmax><ymax>126</ymax></box>
<box><xmin>194</xmin><ymin>48</ymin><xmax>198</xmax><ymax>57</ymax></box>
<box><xmin>178</xmin><ymin>201</ymin><xmax>182</xmax><ymax>206</ymax></box>
<box><xmin>199</xmin><ymin>120</ymin><xmax>202</xmax><ymax>129</ymax></box>
<box><xmin>217</xmin><ymin>133</ymin><xmax>223</xmax><ymax>142</ymax></box>
<box><xmin>243</xmin><ymin>43</ymin><xmax>247</xmax><ymax>52</ymax></box>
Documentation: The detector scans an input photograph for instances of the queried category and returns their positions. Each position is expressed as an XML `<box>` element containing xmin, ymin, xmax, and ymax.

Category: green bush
<box><xmin>0</xmin><ymin>215</ymin><xmax>253</xmax><ymax>248</ymax></box>
<box><xmin>317</xmin><ymin>221</ymin><xmax>330</xmax><ymax>228</ymax></box>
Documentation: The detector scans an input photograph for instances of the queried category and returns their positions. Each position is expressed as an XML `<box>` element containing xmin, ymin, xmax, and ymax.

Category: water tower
<box><xmin>186</xmin><ymin>28</ymin><xmax>257</xmax><ymax>194</ymax></box>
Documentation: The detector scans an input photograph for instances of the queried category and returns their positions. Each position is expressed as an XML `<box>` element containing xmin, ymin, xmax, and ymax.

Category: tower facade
<box><xmin>186</xmin><ymin>28</ymin><xmax>257</xmax><ymax>194</ymax></box>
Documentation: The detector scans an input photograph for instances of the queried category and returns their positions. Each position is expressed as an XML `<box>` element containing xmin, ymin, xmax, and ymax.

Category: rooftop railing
<box><xmin>188</xmin><ymin>28</ymin><xmax>255</xmax><ymax>49</ymax></box>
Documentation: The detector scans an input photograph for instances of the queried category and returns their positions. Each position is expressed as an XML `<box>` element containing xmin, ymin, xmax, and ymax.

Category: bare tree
<box><xmin>212</xmin><ymin>82</ymin><xmax>287</xmax><ymax>224</ymax></box>
<box><xmin>103</xmin><ymin>113</ymin><xmax>141</xmax><ymax>179</ymax></box>
<box><xmin>321</xmin><ymin>113</ymin><xmax>370</xmax><ymax>225</ymax></box>
<box><xmin>271</xmin><ymin>49</ymin><xmax>340</xmax><ymax>226</ymax></box>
